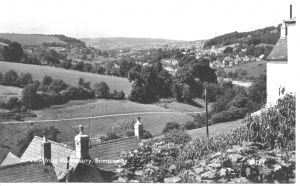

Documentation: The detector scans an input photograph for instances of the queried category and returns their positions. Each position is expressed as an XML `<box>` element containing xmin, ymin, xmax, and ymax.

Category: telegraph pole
<box><xmin>205</xmin><ymin>88</ymin><xmax>209</xmax><ymax>137</ymax></box>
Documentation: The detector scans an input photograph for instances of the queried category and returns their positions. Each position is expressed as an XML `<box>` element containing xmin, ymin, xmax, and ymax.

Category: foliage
<box><xmin>211</xmin><ymin>107</ymin><xmax>248</xmax><ymax>124</ymax></box>
<box><xmin>1</xmin><ymin>69</ymin><xmax>19</xmax><ymax>87</ymax></box>
<box><xmin>18</xmin><ymin>73</ymin><xmax>33</xmax><ymax>88</ymax></box>
<box><xmin>94</xmin><ymin>82</ymin><xmax>110</xmax><ymax>98</ymax></box>
<box><xmin>21</xmin><ymin>84</ymin><xmax>40</xmax><ymax>109</ymax></box>
<box><xmin>162</xmin><ymin>122</ymin><xmax>180</xmax><ymax>133</ymax></box>
<box><xmin>49</xmin><ymin>79</ymin><xmax>68</xmax><ymax>93</ymax></box>
<box><xmin>42</xmin><ymin>75</ymin><xmax>53</xmax><ymax>86</ymax></box>
<box><xmin>243</xmin><ymin>93</ymin><xmax>295</xmax><ymax>150</ymax></box>
<box><xmin>248</xmin><ymin>75</ymin><xmax>266</xmax><ymax>106</ymax></box>
<box><xmin>164</xmin><ymin>129</ymin><xmax>192</xmax><ymax>145</ymax></box>
<box><xmin>5</xmin><ymin>97</ymin><xmax>21</xmax><ymax>110</ymax></box>
<box><xmin>2</xmin><ymin>42</ymin><xmax>24</xmax><ymax>62</ymax></box>
<box><xmin>183</xmin><ymin>121</ymin><xmax>196</xmax><ymax>130</ymax></box>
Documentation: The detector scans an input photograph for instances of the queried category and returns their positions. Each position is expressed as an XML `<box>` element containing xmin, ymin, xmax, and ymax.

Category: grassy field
<box><xmin>0</xmin><ymin>33</ymin><xmax>65</xmax><ymax>46</ymax></box>
<box><xmin>224</xmin><ymin>61</ymin><xmax>266</xmax><ymax>78</ymax></box>
<box><xmin>0</xmin><ymin>61</ymin><xmax>132</xmax><ymax>94</ymax></box>
<box><xmin>187</xmin><ymin>119</ymin><xmax>244</xmax><ymax>139</ymax></box>
<box><xmin>0</xmin><ymin>85</ymin><xmax>22</xmax><ymax>103</ymax></box>
<box><xmin>0</xmin><ymin>98</ymin><xmax>203</xmax><ymax>162</ymax></box>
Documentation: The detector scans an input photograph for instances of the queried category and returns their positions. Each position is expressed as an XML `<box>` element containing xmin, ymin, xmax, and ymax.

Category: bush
<box><xmin>192</xmin><ymin>113</ymin><xmax>212</xmax><ymax>128</ymax></box>
<box><xmin>142</xmin><ymin>130</ymin><xmax>153</xmax><ymax>139</ymax></box>
<box><xmin>183</xmin><ymin>121</ymin><xmax>196</xmax><ymax>130</ymax></box>
<box><xmin>125</xmin><ymin>131</ymin><xmax>135</xmax><ymax>137</ymax></box>
<box><xmin>211</xmin><ymin>107</ymin><xmax>248</xmax><ymax>124</ymax></box>
<box><xmin>163</xmin><ymin>122</ymin><xmax>180</xmax><ymax>133</ymax></box>
<box><xmin>49</xmin><ymin>79</ymin><xmax>68</xmax><ymax>93</ymax></box>
<box><xmin>164</xmin><ymin>129</ymin><xmax>192</xmax><ymax>145</ymax></box>
<box><xmin>5</xmin><ymin>97</ymin><xmax>20</xmax><ymax>110</ymax></box>
<box><xmin>94</xmin><ymin>82</ymin><xmax>110</xmax><ymax>98</ymax></box>
<box><xmin>2</xmin><ymin>70</ymin><xmax>19</xmax><ymax>87</ymax></box>
<box><xmin>110</xmin><ymin>90</ymin><xmax>126</xmax><ymax>100</ymax></box>
<box><xmin>105</xmin><ymin>131</ymin><xmax>120</xmax><ymax>140</ymax></box>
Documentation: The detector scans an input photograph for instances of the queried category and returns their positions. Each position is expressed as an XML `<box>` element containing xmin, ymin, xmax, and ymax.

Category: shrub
<box><xmin>211</xmin><ymin>107</ymin><xmax>248</xmax><ymax>124</ymax></box>
<box><xmin>5</xmin><ymin>97</ymin><xmax>20</xmax><ymax>110</ymax></box>
<box><xmin>164</xmin><ymin>129</ymin><xmax>192</xmax><ymax>145</ymax></box>
<box><xmin>142</xmin><ymin>130</ymin><xmax>153</xmax><ymax>139</ymax></box>
<box><xmin>94</xmin><ymin>82</ymin><xmax>110</xmax><ymax>98</ymax></box>
<box><xmin>125</xmin><ymin>131</ymin><xmax>134</xmax><ymax>137</ymax></box>
<box><xmin>163</xmin><ymin>122</ymin><xmax>180</xmax><ymax>133</ymax></box>
<box><xmin>183</xmin><ymin>121</ymin><xmax>196</xmax><ymax>130</ymax></box>
<box><xmin>49</xmin><ymin>79</ymin><xmax>68</xmax><ymax>93</ymax></box>
<box><xmin>18</xmin><ymin>73</ymin><xmax>33</xmax><ymax>88</ymax></box>
<box><xmin>105</xmin><ymin>131</ymin><xmax>120</xmax><ymax>140</ymax></box>
<box><xmin>192</xmin><ymin>113</ymin><xmax>212</xmax><ymax>128</ymax></box>
<box><xmin>110</xmin><ymin>90</ymin><xmax>126</xmax><ymax>100</ymax></box>
<box><xmin>2</xmin><ymin>70</ymin><xmax>19</xmax><ymax>87</ymax></box>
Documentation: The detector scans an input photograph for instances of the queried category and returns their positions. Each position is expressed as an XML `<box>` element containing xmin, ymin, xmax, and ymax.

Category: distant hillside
<box><xmin>0</xmin><ymin>33</ymin><xmax>65</xmax><ymax>46</ymax></box>
<box><xmin>80</xmin><ymin>37</ymin><xmax>178</xmax><ymax>50</ymax></box>
<box><xmin>203</xmin><ymin>25</ymin><xmax>281</xmax><ymax>49</ymax></box>
<box><xmin>0</xmin><ymin>33</ymin><xmax>86</xmax><ymax>48</ymax></box>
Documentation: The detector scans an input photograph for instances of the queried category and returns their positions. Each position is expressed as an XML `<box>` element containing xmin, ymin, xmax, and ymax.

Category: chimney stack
<box><xmin>290</xmin><ymin>4</ymin><xmax>292</xmax><ymax>19</ymax></box>
<box><xmin>74</xmin><ymin>125</ymin><xmax>90</xmax><ymax>160</ymax></box>
<box><xmin>41</xmin><ymin>136</ymin><xmax>51</xmax><ymax>166</ymax></box>
<box><xmin>134</xmin><ymin>117</ymin><xmax>143</xmax><ymax>139</ymax></box>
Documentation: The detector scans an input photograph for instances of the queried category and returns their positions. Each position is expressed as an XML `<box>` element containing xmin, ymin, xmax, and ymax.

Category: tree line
<box><xmin>0</xmin><ymin>70</ymin><xmax>125</xmax><ymax>111</ymax></box>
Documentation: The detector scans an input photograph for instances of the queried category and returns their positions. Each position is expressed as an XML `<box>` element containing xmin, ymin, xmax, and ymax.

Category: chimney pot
<box><xmin>290</xmin><ymin>4</ymin><xmax>292</xmax><ymax>19</ymax></box>
<box><xmin>79</xmin><ymin>125</ymin><xmax>84</xmax><ymax>134</ymax></box>
<box><xmin>41</xmin><ymin>137</ymin><xmax>51</xmax><ymax>166</ymax></box>
<box><xmin>75</xmin><ymin>125</ymin><xmax>90</xmax><ymax>159</ymax></box>
<box><xmin>134</xmin><ymin>117</ymin><xmax>143</xmax><ymax>139</ymax></box>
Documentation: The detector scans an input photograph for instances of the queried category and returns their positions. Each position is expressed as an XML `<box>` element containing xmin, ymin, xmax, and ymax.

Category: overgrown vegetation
<box><xmin>116</xmin><ymin>93</ymin><xmax>295</xmax><ymax>183</ymax></box>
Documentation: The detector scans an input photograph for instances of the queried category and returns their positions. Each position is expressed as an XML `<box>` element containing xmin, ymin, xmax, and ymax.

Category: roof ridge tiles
<box><xmin>33</xmin><ymin>136</ymin><xmax>74</xmax><ymax>150</ymax></box>
<box><xmin>0</xmin><ymin>160</ymin><xmax>41</xmax><ymax>169</ymax></box>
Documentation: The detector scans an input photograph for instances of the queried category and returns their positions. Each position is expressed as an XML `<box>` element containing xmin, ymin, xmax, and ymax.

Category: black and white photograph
<box><xmin>0</xmin><ymin>0</ymin><xmax>298</xmax><ymax>183</ymax></box>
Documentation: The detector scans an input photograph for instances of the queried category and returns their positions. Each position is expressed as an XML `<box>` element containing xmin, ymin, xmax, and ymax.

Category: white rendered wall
<box><xmin>267</xmin><ymin>22</ymin><xmax>297</xmax><ymax>106</ymax></box>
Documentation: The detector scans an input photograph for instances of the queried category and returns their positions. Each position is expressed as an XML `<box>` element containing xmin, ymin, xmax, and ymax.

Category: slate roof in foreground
<box><xmin>20</xmin><ymin>136</ymin><xmax>77</xmax><ymax>179</ymax></box>
<box><xmin>62</xmin><ymin>136</ymin><xmax>140</xmax><ymax>171</ymax></box>
<box><xmin>0</xmin><ymin>152</ymin><xmax>20</xmax><ymax>166</ymax></box>
<box><xmin>0</xmin><ymin>161</ymin><xmax>57</xmax><ymax>182</ymax></box>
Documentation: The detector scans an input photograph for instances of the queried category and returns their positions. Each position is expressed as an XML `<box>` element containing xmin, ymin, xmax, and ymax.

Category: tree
<box><xmin>21</xmin><ymin>84</ymin><xmax>40</xmax><ymax>109</ymax></box>
<box><xmin>119</xmin><ymin>60</ymin><xmax>136</xmax><ymax>77</ymax></box>
<box><xmin>19</xmin><ymin>73</ymin><xmax>33</xmax><ymax>88</ymax></box>
<box><xmin>2</xmin><ymin>42</ymin><xmax>24</xmax><ymax>62</ymax></box>
<box><xmin>42</xmin><ymin>75</ymin><xmax>53</xmax><ymax>86</ymax></box>
<box><xmin>5</xmin><ymin>97</ymin><xmax>20</xmax><ymax>110</ymax></box>
<box><xmin>61</xmin><ymin>60</ymin><xmax>72</xmax><ymax>69</ymax></box>
<box><xmin>49</xmin><ymin>79</ymin><xmax>68</xmax><ymax>93</ymax></box>
<box><xmin>129</xmin><ymin>79</ymin><xmax>155</xmax><ymax>103</ymax></box>
<box><xmin>182</xmin><ymin>84</ymin><xmax>194</xmax><ymax>103</ymax></box>
<box><xmin>91</xmin><ymin>64</ymin><xmax>106</xmax><ymax>74</ymax></box>
<box><xmin>2</xmin><ymin>69</ymin><xmax>19</xmax><ymax>86</ymax></box>
<box><xmin>248</xmin><ymin>75</ymin><xmax>266</xmax><ymax>106</ymax></box>
<box><xmin>223</xmin><ymin>47</ymin><xmax>234</xmax><ymax>54</ymax></box>
<box><xmin>78</xmin><ymin>77</ymin><xmax>91</xmax><ymax>89</ymax></box>
<box><xmin>94</xmin><ymin>82</ymin><xmax>110</xmax><ymax>98</ymax></box>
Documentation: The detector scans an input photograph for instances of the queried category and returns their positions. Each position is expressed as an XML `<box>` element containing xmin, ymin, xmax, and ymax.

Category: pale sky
<box><xmin>0</xmin><ymin>0</ymin><xmax>297</xmax><ymax>40</ymax></box>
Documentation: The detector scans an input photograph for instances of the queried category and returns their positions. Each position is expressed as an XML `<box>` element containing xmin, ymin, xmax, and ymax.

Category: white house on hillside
<box><xmin>266</xmin><ymin>5</ymin><xmax>297</xmax><ymax>106</ymax></box>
